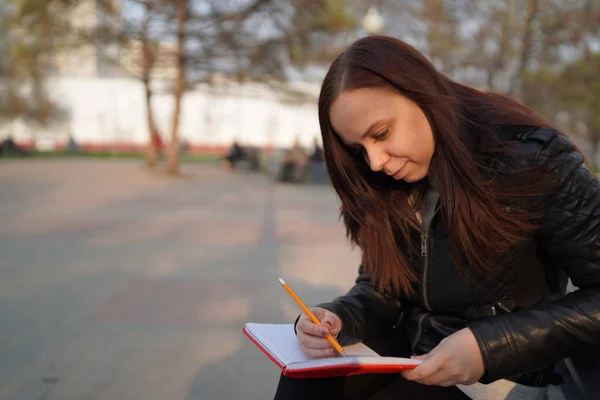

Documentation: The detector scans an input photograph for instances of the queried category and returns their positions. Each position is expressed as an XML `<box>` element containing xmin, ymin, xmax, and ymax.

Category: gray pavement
<box><xmin>0</xmin><ymin>159</ymin><xmax>360</xmax><ymax>400</ymax></box>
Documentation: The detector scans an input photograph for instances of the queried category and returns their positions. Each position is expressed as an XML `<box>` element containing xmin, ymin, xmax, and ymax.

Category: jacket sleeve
<box><xmin>468</xmin><ymin>129</ymin><xmax>600</xmax><ymax>383</ymax></box>
<box><xmin>315</xmin><ymin>264</ymin><xmax>403</xmax><ymax>345</ymax></box>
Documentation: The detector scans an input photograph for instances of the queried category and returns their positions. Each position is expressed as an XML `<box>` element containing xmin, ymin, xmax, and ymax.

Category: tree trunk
<box><xmin>485</xmin><ymin>2</ymin><xmax>513</xmax><ymax>91</ymax></box>
<box><xmin>144</xmin><ymin>76</ymin><xmax>159</xmax><ymax>169</ymax></box>
<box><xmin>486</xmin><ymin>69</ymin><xmax>494</xmax><ymax>91</ymax></box>
<box><xmin>165</xmin><ymin>0</ymin><xmax>187</xmax><ymax>176</ymax></box>
<box><xmin>509</xmin><ymin>0</ymin><xmax>538</xmax><ymax>98</ymax></box>
<box><xmin>140</xmin><ymin>9</ymin><xmax>158</xmax><ymax>169</ymax></box>
<box><xmin>30</xmin><ymin>57</ymin><xmax>44</xmax><ymax>150</ymax></box>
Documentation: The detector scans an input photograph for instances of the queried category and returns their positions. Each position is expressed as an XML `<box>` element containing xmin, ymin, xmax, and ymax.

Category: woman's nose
<box><xmin>366</xmin><ymin>145</ymin><xmax>390</xmax><ymax>172</ymax></box>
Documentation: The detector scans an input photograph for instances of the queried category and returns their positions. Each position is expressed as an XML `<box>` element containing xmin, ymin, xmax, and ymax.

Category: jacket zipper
<box><xmin>411</xmin><ymin>312</ymin><xmax>429</xmax><ymax>352</ymax></box>
<box><xmin>421</xmin><ymin>225</ymin><xmax>433</xmax><ymax>312</ymax></box>
<box><xmin>421</xmin><ymin>204</ymin><xmax>440</xmax><ymax>312</ymax></box>
<box><xmin>412</xmin><ymin>204</ymin><xmax>439</xmax><ymax>353</ymax></box>
<box><xmin>495</xmin><ymin>301</ymin><xmax>511</xmax><ymax>314</ymax></box>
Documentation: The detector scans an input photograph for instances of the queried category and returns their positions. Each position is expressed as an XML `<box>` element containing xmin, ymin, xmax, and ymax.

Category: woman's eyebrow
<box><xmin>342</xmin><ymin>120</ymin><xmax>383</xmax><ymax>146</ymax></box>
<box><xmin>360</xmin><ymin>120</ymin><xmax>383</xmax><ymax>141</ymax></box>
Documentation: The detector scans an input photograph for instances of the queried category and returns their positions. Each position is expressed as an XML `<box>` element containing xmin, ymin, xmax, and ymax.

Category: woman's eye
<box><xmin>373</xmin><ymin>129</ymin><xmax>389</xmax><ymax>141</ymax></box>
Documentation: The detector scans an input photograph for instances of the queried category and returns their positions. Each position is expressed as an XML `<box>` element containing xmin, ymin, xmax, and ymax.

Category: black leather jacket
<box><xmin>316</xmin><ymin>126</ymin><xmax>600</xmax><ymax>384</ymax></box>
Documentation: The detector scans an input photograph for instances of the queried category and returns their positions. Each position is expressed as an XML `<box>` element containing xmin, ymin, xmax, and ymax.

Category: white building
<box><xmin>7</xmin><ymin>0</ymin><xmax>322</xmax><ymax>152</ymax></box>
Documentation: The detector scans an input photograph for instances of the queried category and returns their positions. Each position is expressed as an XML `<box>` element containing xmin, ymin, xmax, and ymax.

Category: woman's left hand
<box><xmin>401</xmin><ymin>327</ymin><xmax>485</xmax><ymax>386</ymax></box>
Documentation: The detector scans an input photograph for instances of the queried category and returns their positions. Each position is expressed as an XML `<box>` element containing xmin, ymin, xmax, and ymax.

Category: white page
<box><xmin>245</xmin><ymin>323</ymin><xmax>309</xmax><ymax>366</ymax></box>
<box><xmin>245</xmin><ymin>323</ymin><xmax>381</xmax><ymax>367</ymax></box>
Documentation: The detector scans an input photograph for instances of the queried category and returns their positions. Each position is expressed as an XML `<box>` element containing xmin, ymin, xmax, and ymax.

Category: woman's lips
<box><xmin>393</xmin><ymin>163</ymin><xmax>408</xmax><ymax>180</ymax></box>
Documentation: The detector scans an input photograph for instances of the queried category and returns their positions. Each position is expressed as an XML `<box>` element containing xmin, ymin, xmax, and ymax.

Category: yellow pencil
<box><xmin>278</xmin><ymin>278</ymin><xmax>347</xmax><ymax>357</ymax></box>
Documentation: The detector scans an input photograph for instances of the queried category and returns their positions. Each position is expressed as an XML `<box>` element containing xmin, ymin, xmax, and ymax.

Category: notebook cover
<box><xmin>285</xmin><ymin>362</ymin><xmax>418</xmax><ymax>378</ymax></box>
<box><xmin>242</xmin><ymin>327</ymin><xmax>419</xmax><ymax>378</ymax></box>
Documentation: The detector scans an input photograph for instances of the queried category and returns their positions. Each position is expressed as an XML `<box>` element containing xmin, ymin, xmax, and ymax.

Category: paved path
<box><xmin>0</xmin><ymin>159</ymin><xmax>360</xmax><ymax>399</ymax></box>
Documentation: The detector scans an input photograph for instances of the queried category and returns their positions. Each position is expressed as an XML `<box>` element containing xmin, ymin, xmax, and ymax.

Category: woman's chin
<box><xmin>402</xmin><ymin>170</ymin><xmax>427</xmax><ymax>183</ymax></box>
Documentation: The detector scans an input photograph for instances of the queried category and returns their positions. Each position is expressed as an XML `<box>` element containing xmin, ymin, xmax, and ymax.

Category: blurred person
<box><xmin>289</xmin><ymin>137</ymin><xmax>309</xmax><ymax>181</ymax></box>
<box><xmin>274</xmin><ymin>36</ymin><xmax>600</xmax><ymax>399</ymax></box>
<box><xmin>279</xmin><ymin>137</ymin><xmax>309</xmax><ymax>182</ymax></box>
<box><xmin>151</xmin><ymin>129</ymin><xmax>164</xmax><ymax>161</ymax></box>
<box><xmin>310</xmin><ymin>136</ymin><xmax>325</xmax><ymax>162</ymax></box>
<box><xmin>222</xmin><ymin>140</ymin><xmax>244</xmax><ymax>170</ymax></box>
<box><xmin>66</xmin><ymin>135</ymin><xmax>80</xmax><ymax>152</ymax></box>
<box><xmin>307</xmin><ymin>136</ymin><xmax>328</xmax><ymax>184</ymax></box>
<box><xmin>180</xmin><ymin>138</ymin><xmax>189</xmax><ymax>154</ymax></box>
<box><xmin>0</xmin><ymin>136</ymin><xmax>29</xmax><ymax>156</ymax></box>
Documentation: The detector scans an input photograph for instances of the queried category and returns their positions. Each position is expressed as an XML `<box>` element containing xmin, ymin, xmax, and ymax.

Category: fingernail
<box><xmin>320</xmin><ymin>329</ymin><xmax>328</xmax><ymax>336</ymax></box>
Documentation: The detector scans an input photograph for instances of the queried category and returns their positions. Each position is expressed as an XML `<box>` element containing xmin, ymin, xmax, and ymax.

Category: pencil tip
<box><xmin>278</xmin><ymin>278</ymin><xmax>286</xmax><ymax>285</ymax></box>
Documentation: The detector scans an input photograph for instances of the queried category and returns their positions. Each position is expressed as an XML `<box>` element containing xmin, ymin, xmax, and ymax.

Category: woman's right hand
<box><xmin>296</xmin><ymin>307</ymin><xmax>343</xmax><ymax>359</ymax></box>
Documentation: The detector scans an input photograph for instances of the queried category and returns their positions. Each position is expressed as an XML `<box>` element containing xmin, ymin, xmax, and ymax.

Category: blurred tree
<box><xmin>521</xmin><ymin>0</ymin><xmax>600</xmax><ymax>162</ymax></box>
<box><xmin>283</xmin><ymin>0</ymin><xmax>358</xmax><ymax>68</ymax></box>
<box><xmin>165</xmin><ymin>0</ymin><xmax>187</xmax><ymax>175</ymax></box>
<box><xmin>382</xmin><ymin>0</ymin><xmax>599</xmax><ymax>94</ymax></box>
<box><xmin>524</xmin><ymin>55</ymin><xmax>600</xmax><ymax>170</ymax></box>
<box><xmin>94</xmin><ymin>0</ymin><xmax>358</xmax><ymax>174</ymax></box>
<box><xmin>560</xmin><ymin>55</ymin><xmax>600</xmax><ymax>169</ymax></box>
<box><xmin>381</xmin><ymin>0</ymin><xmax>600</xmax><ymax>160</ymax></box>
<box><xmin>379</xmin><ymin>0</ymin><xmax>517</xmax><ymax>88</ymax></box>
<box><xmin>0</xmin><ymin>1</ymin><xmax>23</xmax><ymax>126</ymax></box>
<box><xmin>123</xmin><ymin>0</ymin><xmax>597</xmax><ymax>174</ymax></box>
<box><xmin>139</xmin><ymin>1</ymin><xmax>162</xmax><ymax>168</ymax></box>
<box><xmin>95</xmin><ymin>0</ymin><xmax>172</xmax><ymax>168</ymax></box>
<box><xmin>0</xmin><ymin>0</ymin><xmax>77</xmax><ymax>141</ymax></box>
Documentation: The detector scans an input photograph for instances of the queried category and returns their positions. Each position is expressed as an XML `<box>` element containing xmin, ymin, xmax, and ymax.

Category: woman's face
<box><xmin>329</xmin><ymin>86</ymin><xmax>435</xmax><ymax>183</ymax></box>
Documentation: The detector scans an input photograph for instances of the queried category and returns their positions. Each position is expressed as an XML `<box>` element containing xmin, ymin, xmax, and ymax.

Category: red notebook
<box><xmin>243</xmin><ymin>323</ymin><xmax>421</xmax><ymax>378</ymax></box>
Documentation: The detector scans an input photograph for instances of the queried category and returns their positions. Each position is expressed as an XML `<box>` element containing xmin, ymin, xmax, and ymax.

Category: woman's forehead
<box><xmin>330</xmin><ymin>88</ymin><xmax>401</xmax><ymax>142</ymax></box>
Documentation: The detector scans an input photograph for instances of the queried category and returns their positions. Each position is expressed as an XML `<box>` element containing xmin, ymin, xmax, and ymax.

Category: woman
<box><xmin>274</xmin><ymin>36</ymin><xmax>600</xmax><ymax>399</ymax></box>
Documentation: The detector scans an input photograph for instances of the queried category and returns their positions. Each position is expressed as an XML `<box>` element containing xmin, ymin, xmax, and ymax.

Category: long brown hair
<box><xmin>319</xmin><ymin>36</ymin><xmax>562</xmax><ymax>296</ymax></box>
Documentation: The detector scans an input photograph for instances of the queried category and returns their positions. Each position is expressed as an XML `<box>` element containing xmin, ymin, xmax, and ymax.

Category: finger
<box><xmin>413</xmin><ymin>368</ymin><xmax>453</xmax><ymax>386</ymax></box>
<box><xmin>299</xmin><ymin>344</ymin><xmax>339</xmax><ymax>359</ymax></box>
<box><xmin>320</xmin><ymin>313</ymin><xmax>339</xmax><ymax>331</ymax></box>
<box><xmin>411</xmin><ymin>353</ymin><xmax>432</xmax><ymax>362</ymax></box>
<box><xmin>401</xmin><ymin>355</ymin><xmax>444</xmax><ymax>382</ymax></box>
<box><xmin>298</xmin><ymin>333</ymin><xmax>333</xmax><ymax>349</ymax></box>
<box><xmin>297</xmin><ymin>318</ymin><xmax>329</xmax><ymax>338</ymax></box>
<box><xmin>435</xmin><ymin>380</ymin><xmax>457</xmax><ymax>387</ymax></box>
